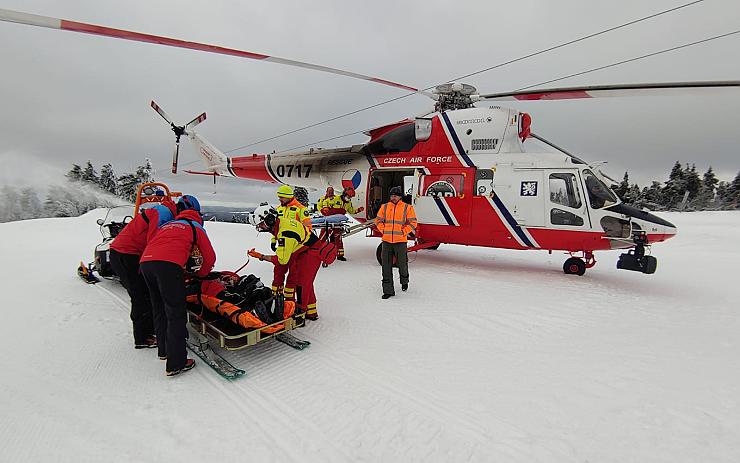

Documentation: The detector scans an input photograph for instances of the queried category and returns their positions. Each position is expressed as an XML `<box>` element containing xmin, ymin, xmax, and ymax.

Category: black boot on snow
<box><xmin>166</xmin><ymin>358</ymin><xmax>195</xmax><ymax>377</ymax></box>
<box><xmin>135</xmin><ymin>336</ymin><xmax>158</xmax><ymax>349</ymax></box>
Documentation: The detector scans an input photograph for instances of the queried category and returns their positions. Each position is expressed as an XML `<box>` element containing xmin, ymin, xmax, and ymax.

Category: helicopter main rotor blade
<box><xmin>150</xmin><ymin>101</ymin><xmax>173</xmax><ymax>126</ymax></box>
<box><xmin>185</xmin><ymin>112</ymin><xmax>207</xmax><ymax>131</ymax></box>
<box><xmin>480</xmin><ymin>81</ymin><xmax>740</xmax><ymax>101</ymax></box>
<box><xmin>0</xmin><ymin>8</ymin><xmax>418</xmax><ymax>93</ymax></box>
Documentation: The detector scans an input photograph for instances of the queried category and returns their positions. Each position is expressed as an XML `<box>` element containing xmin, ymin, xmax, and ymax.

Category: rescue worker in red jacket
<box><xmin>140</xmin><ymin>195</ymin><xmax>216</xmax><ymax>376</ymax></box>
<box><xmin>319</xmin><ymin>187</ymin><xmax>364</xmax><ymax>261</ymax></box>
<box><xmin>109</xmin><ymin>197</ymin><xmax>177</xmax><ymax>349</ymax></box>
<box><xmin>249</xmin><ymin>207</ymin><xmax>336</xmax><ymax>320</ymax></box>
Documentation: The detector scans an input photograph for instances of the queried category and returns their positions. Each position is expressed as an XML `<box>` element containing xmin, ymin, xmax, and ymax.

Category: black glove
<box><xmin>270</xmin><ymin>241</ymin><xmax>277</xmax><ymax>251</ymax></box>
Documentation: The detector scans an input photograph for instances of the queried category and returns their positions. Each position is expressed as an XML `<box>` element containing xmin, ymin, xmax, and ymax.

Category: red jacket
<box><xmin>110</xmin><ymin>200</ymin><xmax>177</xmax><ymax>255</ymax></box>
<box><xmin>140</xmin><ymin>210</ymin><xmax>216</xmax><ymax>278</ymax></box>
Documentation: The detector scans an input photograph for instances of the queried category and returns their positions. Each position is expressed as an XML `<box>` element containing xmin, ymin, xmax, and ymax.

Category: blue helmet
<box><xmin>178</xmin><ymin>194</ymin><xmax>201</xmax><ymax>213</ymax></box>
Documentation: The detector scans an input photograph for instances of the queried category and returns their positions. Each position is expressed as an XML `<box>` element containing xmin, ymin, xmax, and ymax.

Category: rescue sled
<box><xmin>184</xmin><ymin>271</ymin><xmax>312</xmax><ymax>380</ymax></box>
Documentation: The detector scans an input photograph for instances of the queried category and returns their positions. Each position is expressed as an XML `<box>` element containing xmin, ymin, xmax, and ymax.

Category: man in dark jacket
<box><xmin>110</xmin><ymin>198</ymin><xmax>177</xmax><ymax>349</ymax></box>
<box><xmin>140</xmin><ymin>196</ymin><xmax>216</xmax><ymax>376</ymax></box>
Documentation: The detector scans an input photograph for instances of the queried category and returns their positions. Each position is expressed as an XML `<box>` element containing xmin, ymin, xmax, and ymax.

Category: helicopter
<box><xmin>4</xmin><ymin>7</ymin><xmax>739</xmax><ymax>276</ymax></box>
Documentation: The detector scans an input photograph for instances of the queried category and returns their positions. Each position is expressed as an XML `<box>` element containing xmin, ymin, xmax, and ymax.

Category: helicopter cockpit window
<box><xmin>548</xmin><ymin>173</ymin><xmax>582</xmax><ymax>209</ymax></box>
<box><xmin>583</xmin><ymin>169</ymin><xmax>617</xmax><ymax>209</ymax></box>
<box><xmin>365</xmin><ymin>123</ymin><xmax>418</xmax><ymax>156</ymax></box>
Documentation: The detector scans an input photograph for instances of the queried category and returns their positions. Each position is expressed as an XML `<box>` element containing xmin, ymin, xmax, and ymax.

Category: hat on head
<box><xmin>177</xmin><ymin>194</ymin><xmax>201</xmax><ymax>212</ymax></box>
<box><xmin>277</xmin><ymin>185</ymin><xmax>294</xmax><ymax>199</ymax></box>
<box><xmin>389</xmin><ymin>186</ymin><xmax>403</xmax><ymax>197</ymax></box>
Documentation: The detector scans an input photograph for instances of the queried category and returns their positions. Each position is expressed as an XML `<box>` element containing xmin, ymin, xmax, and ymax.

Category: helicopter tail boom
<box><xmin>188</xmin><ymin>131</ymin><xmax>232</xmax><ymax>177</ymax></box>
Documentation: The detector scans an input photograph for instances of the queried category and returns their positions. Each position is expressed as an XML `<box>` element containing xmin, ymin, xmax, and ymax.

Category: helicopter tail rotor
<box><xmin>150</xmin><ymin>100</ymin><xmax>197</xmax><ymax>174</ymax></box>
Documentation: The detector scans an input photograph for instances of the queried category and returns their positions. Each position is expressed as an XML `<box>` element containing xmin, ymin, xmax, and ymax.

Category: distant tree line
<box><xmin>612</xmin><ymin>162</ymin><xmax>740</xmax><ymax>211</ymax></box>
<box><xmin>0</xmin><ymin>159</ymin><xmax>154</xmax><ymax>223</ymax></box>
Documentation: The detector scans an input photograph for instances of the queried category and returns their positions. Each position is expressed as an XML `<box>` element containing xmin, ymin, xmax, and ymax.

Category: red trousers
<box><xmin>271</xmin><ymin>245</ymin><xmax>322</xmax><ymax>319</ymax></box>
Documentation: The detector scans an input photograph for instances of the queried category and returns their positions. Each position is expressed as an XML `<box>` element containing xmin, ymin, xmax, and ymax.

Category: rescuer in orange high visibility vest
<box><xmin>374</xmin><ymin>186</ymin><xmax>417</xmax><ymax>299</ymax></box>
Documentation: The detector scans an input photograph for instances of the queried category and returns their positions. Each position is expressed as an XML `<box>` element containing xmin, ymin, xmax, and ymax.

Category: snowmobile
<box><xmin>78</xmin><ymin>182</ymin><xmax>182</xmax><ymax>284</ymax></box>
<box><xmin>77</xmin><ymin>205</ymin><xmax>133</xmax><ymax>283</ymax></box>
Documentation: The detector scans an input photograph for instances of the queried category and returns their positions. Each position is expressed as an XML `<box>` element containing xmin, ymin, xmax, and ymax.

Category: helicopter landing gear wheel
<box><xmin>375</xmin><ymin>243</ymin><xmax>398</xmax><ymax>267</ymax></box>
<box><xmin>563</xmin><ymin>257</ymin><xmax>586</xmax><ymax>276</ymax></box>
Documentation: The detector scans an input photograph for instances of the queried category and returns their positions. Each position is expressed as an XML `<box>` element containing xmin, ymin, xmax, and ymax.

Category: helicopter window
<box><xmin>421</xmin><ymin>174</ymin><xmax>464</xmax><ymax>198</ymax></box>
<box><xmin>583</xmin><ymin>170</ymin><xmax>617</xmax><ymax>209</ymax></box>
<box><xmin>548</xmin><ymin>173</ymin><xmax>582</xmax><ymax>209</ymax></box>
<box><xmin>365</xmin><ymin>123</ymin><xmax>418</xmax><ymax>155</ymax></box>
<box><xmin>550</xmin><ymin>208</ymin><xmax>584</xmax><ymax>226</ymax></box>
<box><xmin>600</xmin><ymin>216</ymin><xmax>630</xmax><ymax>238</ymax></box>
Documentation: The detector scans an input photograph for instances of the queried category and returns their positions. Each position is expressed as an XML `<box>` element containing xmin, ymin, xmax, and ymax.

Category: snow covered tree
<box><xmin>99</xmin><ymin>163</ymin><xmax>117</xmax><ymax>195</ymax></box>
<box><xmin>66</xmin><ymin>164</ymin><xmax>82</xmax><ymax>182</ymax></box>
<box><xmin>613</xmin><ymin>172</ymin><xmax>630</xmax><ymax>200</ymax></box>
<box><xmin>0</xmin><ymin>186</ymin><xmax>22</xmax><ymax>222</ymax></box>
<box><xmin>135</xmin><ymin>159</ymin><xmax>154</xmax><ymax>184</ymax></box>
<box><xmin>661</xmin><ymin>161</ymin><xmax>687</xmax><ymax>210</ymax></box>
<box><xmin>44</xmin><ymin>185</ymin><xmax>80</xmax><ymax>217</ymax></box>
<box><xmin>81</xmin><ymin>160</ymin><xmax>99</xmax><ymax>184</ymax></box>
<box><xmin>18</xmin><ymin>187</ymin><xmax>43</xmax><ymax>220</ymax></box>
<box><xmin>641</xmin><ymin>181</ymin><xmax>664</xmax><ymax>210</ymax></box>
<box><xmin>116</xmin><ymin>173</ymin><xmax>140</xmax><ymax>203</ymax></box>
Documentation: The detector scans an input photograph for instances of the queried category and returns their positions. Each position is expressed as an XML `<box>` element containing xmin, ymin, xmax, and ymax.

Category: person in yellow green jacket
<box><xmin>249</xmin><ymin>207</ymin><xmax>336</xmax><ymax>320</ymax></box>
<box><xmin>317</xmin><ymin>186</ymin><xmax>336</xmax><ymax>211</ymax></box>
<box><xmin>319</xmin><ymin>187</ymin><xmax>364</xmax><ymax>261</ymax></box>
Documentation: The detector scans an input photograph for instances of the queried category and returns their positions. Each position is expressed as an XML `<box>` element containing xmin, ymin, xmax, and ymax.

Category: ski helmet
<box><xmin>177</xmin><ymin>194</ymin><xmax>201</xmax><ymax>213</ymax></box>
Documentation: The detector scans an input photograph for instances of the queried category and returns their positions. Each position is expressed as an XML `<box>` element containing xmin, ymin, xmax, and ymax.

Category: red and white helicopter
<box><xmin>4</xmin><ymin>8</ymin><xmax>739</xmax><ymax>275</ymax></box>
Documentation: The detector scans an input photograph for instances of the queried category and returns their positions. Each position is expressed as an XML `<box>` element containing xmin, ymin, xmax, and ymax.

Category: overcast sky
<box><xmin>1</xmin><ymin>0</ymin><xmax>739</xmax><ymax>204</ymax></box>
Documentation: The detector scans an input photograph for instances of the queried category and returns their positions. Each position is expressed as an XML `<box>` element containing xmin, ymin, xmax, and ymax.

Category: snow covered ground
<box><xmin>1</xmin><ymin>210</ymin><xmax>738</xmax><ymax>462</ymax></box>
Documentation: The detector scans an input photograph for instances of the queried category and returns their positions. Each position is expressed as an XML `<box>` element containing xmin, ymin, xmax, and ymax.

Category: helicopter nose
<box><xmin>645</xmin><ymin>215</ymin><xmax>677</xmax><ymax>243</ymax></box>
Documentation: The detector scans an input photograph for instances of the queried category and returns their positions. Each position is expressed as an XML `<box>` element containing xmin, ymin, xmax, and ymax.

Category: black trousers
<box><xmin>381</xmin><ymin>241</ymin><xmax>409</xmax><ymax>296</ymax></box>
<box><xmin>109</xmin><ymin>249</ymin><xmax>154</xmax><ymax>345</ymax></box>
<box><xmin>140</xmin><ymin>261</ymin><xmax>188</xmax><ymax>372</ymax></box>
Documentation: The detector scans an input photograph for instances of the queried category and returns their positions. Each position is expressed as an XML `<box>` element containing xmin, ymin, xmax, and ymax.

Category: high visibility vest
<box><xmin>275</xmin><ymin>216</ymin><xmax>311</xmax><ymax>265</ymax></box>
<box><xmin>277</xmin><ymin>198</ymin><xmax>312</xmax><ymax>231</ymax></box>
<box><xmin>375</xmin><ymin>201</ymin><xmax>417</xmax><ymax>243</ymax></box>
<box><xmin>317</xmin><ymin>194</ymin><xmax>335</xmax><ymax>210</ymax></box>
<box><xmin>323</xmin><ymin>195</ymin><xmax>358</xmax><ymax>215</ymax></box>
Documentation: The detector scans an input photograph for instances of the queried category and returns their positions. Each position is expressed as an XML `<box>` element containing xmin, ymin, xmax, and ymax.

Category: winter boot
<box><xmin>166</xmin><ymin>358</ymin><xmax>195</xmax><ymax>377</ymax></box>
<box><xmin>134</xmin><ymin>336</ymin><xmax>158</xmax><ymax>349</ymax></box>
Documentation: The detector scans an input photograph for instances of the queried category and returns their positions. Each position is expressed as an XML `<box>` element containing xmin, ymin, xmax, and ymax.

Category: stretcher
<box><xmin>184</xmin><ymin>272</ymin><xmax>312</xmax><ymax>380</ymax></box>
<box><xmin>310</xmin><ymin>213</ymin><xmax>377</xmax><ymax>238</ymax></box>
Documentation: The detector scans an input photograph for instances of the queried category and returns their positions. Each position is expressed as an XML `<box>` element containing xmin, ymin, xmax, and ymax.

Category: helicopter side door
<box><xmin>545</xmin><ymin>169</ymin><xmax>590</xmax><ymax>230</ymax></box>
<box><xmin>507</xmin><ymin>168</ymin><xmax>545</xmax><ymax>228</ymax></box>
<box><xmin>412</xmin><ymin>169</ymin><xmax>471</xmax><ymax>226</ymax></box>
